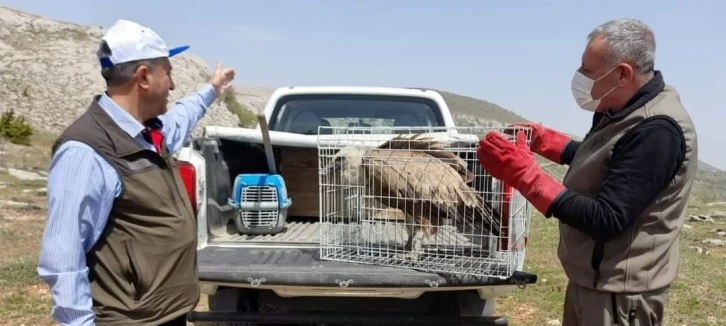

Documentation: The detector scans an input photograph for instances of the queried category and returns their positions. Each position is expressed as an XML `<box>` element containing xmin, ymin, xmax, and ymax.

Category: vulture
<box><xmin>326</xmin><ymin>133</ymin><xmax>502</xmax><ymax>261</ymax></box>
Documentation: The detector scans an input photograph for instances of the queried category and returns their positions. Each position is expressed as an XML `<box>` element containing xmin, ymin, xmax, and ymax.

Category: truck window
<box><xmin>268</xmin><ymin>94</ymin><xmax>445</xmax><ymax>135</ymax></box>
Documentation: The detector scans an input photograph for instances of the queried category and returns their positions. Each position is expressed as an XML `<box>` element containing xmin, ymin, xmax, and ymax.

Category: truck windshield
<box><xmin>268</xmin><ymin>94</ymin><xmax>445</xmax><ymax>135</ymax></box>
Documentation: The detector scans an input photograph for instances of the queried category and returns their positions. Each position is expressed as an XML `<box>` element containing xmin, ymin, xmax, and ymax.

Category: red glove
<box><xmin>477</xmin><ymin>131</ymin><xmax>565</xmax><ymax>215</ymax></box>
<box><xmin>505</xmin><ymin>122</ymin><xmax>571</xmax><ymax>164</ymax></box>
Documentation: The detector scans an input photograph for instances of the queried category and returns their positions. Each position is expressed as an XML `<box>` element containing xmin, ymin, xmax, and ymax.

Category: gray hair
<box><xmin>96</xmin><ymin>40</ymin><xmax>165</xmax><ymax>87</ymax></box>
<box><xmin>588</xmin><ymin>18</ymin><xmax>656</xmax><ymax>80</ymax></box>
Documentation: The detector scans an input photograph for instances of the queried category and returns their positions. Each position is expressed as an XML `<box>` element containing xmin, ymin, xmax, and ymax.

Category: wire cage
<box><xmin>317</xmin><ymin>125</ymin><xmax>533</xmax><ymax>280</ymax></box>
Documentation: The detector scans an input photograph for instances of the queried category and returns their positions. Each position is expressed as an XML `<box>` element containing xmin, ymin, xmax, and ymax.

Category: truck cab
<box><xmin>175</xmin><ymin>86</ymin><xmax>537</xmax><ymax>325</ymax></box>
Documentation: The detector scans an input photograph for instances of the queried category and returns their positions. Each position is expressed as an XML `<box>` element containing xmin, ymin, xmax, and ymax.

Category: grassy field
<box><xmin>494</xmin><ymin>205</ymin><xmax>726</xmax><ymax>325</ymax></box>
<box><xmin>0</xmin><ymin>133</ymin><xmax>724</xmax><ymax>325</ymax></box>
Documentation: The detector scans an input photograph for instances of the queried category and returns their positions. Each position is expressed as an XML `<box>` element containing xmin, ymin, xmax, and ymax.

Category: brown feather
<box><xmin>360</xmin><ymin>148</ymin><xmax>501</xmax><ymax>237</ymax></box>
<box><xmin>377</xmin><ymin>134</ymin><xmax>474</xmax><ymax>184</ymax></box>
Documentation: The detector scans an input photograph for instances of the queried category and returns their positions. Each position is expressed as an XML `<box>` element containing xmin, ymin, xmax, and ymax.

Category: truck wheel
<box><xmin>207</xmin><ymin>287</ymin><xmax>246</xmax><ymax>312</ymax></box>
<box><xmin>198</xmin><ymin>288</ymin><xmax>251</xmax><ymax>326</ymax></box>
<box><xmin>455</xmin><ymin>290</ymin><xmax>496</xmax><ymax>317</ymax></box>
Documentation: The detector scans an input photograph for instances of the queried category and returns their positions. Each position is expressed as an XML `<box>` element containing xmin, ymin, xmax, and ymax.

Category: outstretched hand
<box><xmin>208</xmin><ymin>61</ymin><xmax>236</xmax><ymax>98</ymax></box>
<box><xmin>477</xmin><ymin>130</ymin><xmax>566</xmax><ymax>215</ymax></box>
<box><xmin>477</xmin><ymin>131</ymin><xmax>535</xmax><ymax>188</ymax></box>
<box><xmin>502</xmin><ymin>122</ymin><xmax>571</xmax><ymax>164</ymax></box>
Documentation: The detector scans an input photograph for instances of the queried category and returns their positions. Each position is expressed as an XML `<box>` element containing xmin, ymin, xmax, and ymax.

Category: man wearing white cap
<box><xmin>37</xmin><ymin>19</ymin><xmax>235</xmax><ymax>325</ymax></box>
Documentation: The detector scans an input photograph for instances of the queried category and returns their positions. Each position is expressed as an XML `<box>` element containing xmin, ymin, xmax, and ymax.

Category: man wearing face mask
<box><xmin>476</xmin><ymin>18</ymin><xmax>697</xmax><ymax>325</ymax></box>
<box><xmin>37</xmin><ymin>20</ymin><xmax>235</xmax><ymax>325</ymax></box>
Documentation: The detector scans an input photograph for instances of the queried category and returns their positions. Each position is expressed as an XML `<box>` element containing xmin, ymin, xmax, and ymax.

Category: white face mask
<box><xmin>571</xmin><ymin>66</ymin><xmax>619</xmax><ymax>112</ymax></box>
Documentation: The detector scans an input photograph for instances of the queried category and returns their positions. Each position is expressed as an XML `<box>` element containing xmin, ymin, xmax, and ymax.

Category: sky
<box><xmin>4</xmin><ymin>0</ymin><xmax>725</xmax><ymax>169</ymax></box>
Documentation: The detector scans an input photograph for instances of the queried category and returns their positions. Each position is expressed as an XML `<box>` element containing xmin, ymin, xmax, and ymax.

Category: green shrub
<box><xmin>0</xmin><ymin>109</ymin><xmax>33</xmax><ymax>146</ymax></box>
<box><xmin>222</xmin><ymin>86</ymin><xmax>258</xmax><ymax>128</ymax></box>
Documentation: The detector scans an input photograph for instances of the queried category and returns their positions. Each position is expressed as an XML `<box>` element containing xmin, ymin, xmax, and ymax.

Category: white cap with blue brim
<box><xmin>98</xmin><ymin>19</ymin><xmax>189</xmax><ymax>68</ymax></box>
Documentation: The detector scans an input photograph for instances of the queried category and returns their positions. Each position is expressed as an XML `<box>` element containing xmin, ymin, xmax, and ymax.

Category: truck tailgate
<box><xmin>197</xmin><ymin>245</ymin><xmax>537</xmax><ymax>288</ymax></box>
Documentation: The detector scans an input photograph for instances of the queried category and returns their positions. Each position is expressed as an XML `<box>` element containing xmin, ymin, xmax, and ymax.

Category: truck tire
<box><xmin>208</xmin><ymin>288</ymin><xmax>246</xmax><ymax>312</ymax></box>
<box><xmin>455</xmin><ymin>290</ymin><xmax>496</xmax><ymax>317</ymax></box>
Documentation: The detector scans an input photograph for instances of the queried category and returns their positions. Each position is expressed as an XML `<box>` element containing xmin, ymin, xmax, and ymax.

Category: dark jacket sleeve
<box><xmin>560</xmin><ymin>140</ymin><xmax>581</xmax><ymax>165</ymax></box>
<box><xmin>546</xmin><ymin>116</ymin><xmax>686</xmax><ymax>242</ymax></box>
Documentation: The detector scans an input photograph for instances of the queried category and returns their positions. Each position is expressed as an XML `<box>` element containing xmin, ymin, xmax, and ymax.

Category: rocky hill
<box><xmin>437</xmin><ymin>90</ymin><xmax>528</xmax><ymax>126</ymax></box>
<box><xmin>231</xmin><ymin>86</ymin><xmax>726</xmax><ymax>204</ymax></box>
<box><xmin>0</xmin><ymin>5</ymin><xmax>239</xmax><ymax>137</ymax></box>
<box><xmin>0</xmin><ymin>4</ymin><xmax>723</xmax><ymax>204</ymax></box>
<box><xmin>443</xmin><ymin>91</ymin><xmax>726</xmax><ymax>204</ymax></box>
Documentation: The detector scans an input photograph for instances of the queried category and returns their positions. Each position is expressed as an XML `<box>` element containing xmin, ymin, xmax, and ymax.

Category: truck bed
<box><xmin>194</xmin><ymin>135</ymin><xmax>536</xmax><ymax>289</ymax></box>
<box><xmin>210</xmin><ymin>220</ymin><xmax>320</xmax><ymax>246</ymax></box>
<box><xmin>209</xmin><ymin>219</ymin><xmax>475</xmax><ymax>247</ymax></box>
<box><xmin>202</xmin><ymin>219</ymin><xmax>535</xmax><ymax>289</ymax></box>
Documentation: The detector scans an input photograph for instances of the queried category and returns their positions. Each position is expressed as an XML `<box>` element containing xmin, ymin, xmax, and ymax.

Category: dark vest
<box><xmin>52</xmin><ymin>97</ymin><xmax>199</xmax><ymax>325</ymax></box>
<box><xmin>558</xmin><ymin>79</ymin><xmax>698</xmax><ymax>293</ymax></box>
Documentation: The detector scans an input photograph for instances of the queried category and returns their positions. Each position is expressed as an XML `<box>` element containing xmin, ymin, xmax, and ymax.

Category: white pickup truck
<box><xmin>175</xmin><ymin>86</ymin><xmax>537</xmax><ymax>325</ymax></box>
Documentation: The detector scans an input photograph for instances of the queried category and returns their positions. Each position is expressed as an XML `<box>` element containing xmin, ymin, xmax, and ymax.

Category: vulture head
<box><xmin>326</xmin><ymin>145</ymin><xmax>368</xmax><ymax>187</ymax></box>
<box><xmin>323</xmin><ymin>145</ymin><xmax>374</xmax><ymax>220</ymax></box>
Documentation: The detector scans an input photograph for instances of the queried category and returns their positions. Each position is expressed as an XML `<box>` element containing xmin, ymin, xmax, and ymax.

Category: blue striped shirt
<box><xmin>37</xmin><ymin>84</ymin><xmax>216</xmax><ymax>326</ymax></box>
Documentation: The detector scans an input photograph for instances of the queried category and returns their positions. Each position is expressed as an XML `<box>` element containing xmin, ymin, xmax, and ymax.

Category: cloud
<box><xmin>239</xmin><ymin>26</ymin><xmax>281</xmax><ymax>42</ymax></box>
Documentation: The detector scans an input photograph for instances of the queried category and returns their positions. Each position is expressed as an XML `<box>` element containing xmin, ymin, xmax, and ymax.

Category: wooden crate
<box><xmin>277</xmin><ymin>145</ymin><xmax>406</xmax><ymax>221</ymax></box>
<box><xmin>278</xmin><ymin>147</ymin><xmax>320</xmax><ymax>218</ymax></box>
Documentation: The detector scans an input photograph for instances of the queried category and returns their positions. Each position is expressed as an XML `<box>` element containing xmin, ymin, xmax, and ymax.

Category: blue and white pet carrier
<box><xmin>229</xmin><ymin>173</ymin><xmax>292</xmax><ymax>235</ymax></box>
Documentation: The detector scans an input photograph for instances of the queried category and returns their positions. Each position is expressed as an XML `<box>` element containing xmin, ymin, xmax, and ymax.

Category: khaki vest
<box><xmin>52</xmin><ymin>98</ymin><xmax>200</xmax><ymax>325</ymax></box>
<box><xmin>558</xmin><ymin>85</ymin><xmax>698</xmax><ymax>293</ymax></box>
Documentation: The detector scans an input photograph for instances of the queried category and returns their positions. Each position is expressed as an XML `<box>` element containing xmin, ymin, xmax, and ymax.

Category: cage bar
<box><xmin>317</xmin><ymin>125</ymin><xmax>532</xmax><ymax>279</ymax></box>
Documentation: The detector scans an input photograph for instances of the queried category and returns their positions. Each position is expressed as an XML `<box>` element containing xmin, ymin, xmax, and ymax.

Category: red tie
<box><xmin>143</xmin><ymin>127</ymin><xmax>164</xmax><ymax>155</ymax></box>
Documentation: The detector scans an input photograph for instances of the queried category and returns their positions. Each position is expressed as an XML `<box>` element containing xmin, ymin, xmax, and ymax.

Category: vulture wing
<box><xmin>361</xmin><ymin>149</ymin><xmax>501</xmax><ymax>237</ymax></box>
<box><xmin>376</xmin><ymin>134</ymin><xmax>474</xmax><ymax>184</ymax></box>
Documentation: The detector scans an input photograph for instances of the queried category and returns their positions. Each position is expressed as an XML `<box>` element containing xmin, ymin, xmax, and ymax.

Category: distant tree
<box><xmin>0</xmin><ymin>109</ymin><xmax>33</xmax><ymax>146</ymax></box>
<box><xmin>222</xmin><ymin>86</ymin><xmax>257</xmax><ymax>128</ymax></box>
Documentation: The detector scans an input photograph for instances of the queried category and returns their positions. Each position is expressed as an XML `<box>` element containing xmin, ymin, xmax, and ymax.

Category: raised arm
<box><xmin>545</xmin><ymin>117</ymin><xmax>685</xmax><ymax>241</ymax></box>
<box><xmin>37</xmin><ymin>141</ymin><xmax>120</xmax><ymax>326</ymax></box>
<box><xmin>158</xmin><ymin>84</ymin><xmax>216</xmax><ymax>153</ymax></box>
<box><xmin>158</xmin><ymin>61</ymin><xmax>236</xmax><ymax>154</ymax></box>
<box><xmin>477</xmin><ymin>116</ymin><xmax>685</xmax><ymax>242</ymax></box>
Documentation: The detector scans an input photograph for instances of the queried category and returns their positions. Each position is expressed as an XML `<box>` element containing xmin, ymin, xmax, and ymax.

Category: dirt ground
<box><xmin>1</xmin><ymin>133</ymin><xmax>724</xmax><ymax>325</ymax></box>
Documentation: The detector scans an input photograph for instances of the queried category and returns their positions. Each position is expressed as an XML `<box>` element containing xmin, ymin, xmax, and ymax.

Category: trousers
<box><xmin>562</xmin><ymin>281</ymin><xmax>670</xmax><ymax>326</ymax></box>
